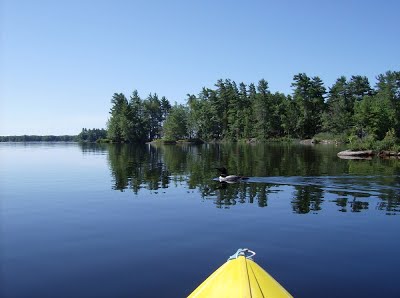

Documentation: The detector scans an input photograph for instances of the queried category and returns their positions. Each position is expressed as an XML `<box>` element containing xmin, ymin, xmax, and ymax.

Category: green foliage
<box><xmin>254</xmin><ymin>79</ymin><xmax>272</xmax><ymax>140</ymax></box>
<box><xmin>348</xmin><ymin>129</ymin><xmax>399</xmax><ymax>151</ymax></box>
<box><xmin>291</xmin><ymin>74</ymin><xmax>326</xmax><ymax>138</ymax></box>
<box><xmin>379</xmin><ymin>129</ymin><xmax>400</xmax><ymax>151</ymax></box>
<box><xmin>106</xmin><ymin>91</ymin><xmax>172</xmax><ymax>143</ymax></box>
<box><xmin>107</xmin><ymin>93</ymin><xmax>127</xmax><ymax>142</ymax></box>
<box><xmin>77</xmin><ymin>128</ymin><xmax>107</xmax><ymax>142</ymax></box>
<box><xmin>162</xmin><ymin>104</ymin><xmax>189</xmax><ymax>141</ymax></box>
<box><xmin>102</xmin><ymin>70</ymin><xmax>399</xmax><ymax>149</ymax></box>
<box><xmin>348</xmin><ymin>134</ymin><xmax>377</xmax><ymax>151</ymax></box>
<box><xmin>125</xmin><ymin>90</ymin><xmax>148</xmax><ymax>143</ymax></box>
<box><xmin>375</xmin><ymin>71</ymin><xmax>400</xmax><ymax>138</ymax></box>
<box><xmin>143</xmin><ymin>93</ymin><xmax>163</xmax><ymax>140</ymax></box>
<box><xmin>322</xmin><ymin>76</ymin><xmax>352</xmax><ymax>134</ymax></box>
<box><xmin>3</xmin><ymin>71</ymin><xmax>399</xmax><ymax>147</ymax></box>
<box><xmin>353</xmin><ymin>94</ymin><xmax>395</xmax><ymax>140</ymax></box>
<box><xmin>0</xmin><ymin>135</ymin><xmax>77</xmax><ymax>142</ymax></box>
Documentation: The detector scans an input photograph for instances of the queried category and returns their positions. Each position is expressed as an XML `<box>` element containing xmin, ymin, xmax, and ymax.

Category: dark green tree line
<box><xmin>105</xmin><ymin>70</ymin><xmax>399</xmax><ymax>144</ymax></box>
<box><xmin>0</xmin><ymin>135</ymin><xmax>77</xmax><ymax>142</ymax></box>
<box><xmin>77</xmin><ymin>128</ymin><xmax>107</xmax><ymax>142</ymax></box>
<box><xmin>107</xmin><ymin>91</ymin><xmax>172</xmax><ymax>143</ymax></box>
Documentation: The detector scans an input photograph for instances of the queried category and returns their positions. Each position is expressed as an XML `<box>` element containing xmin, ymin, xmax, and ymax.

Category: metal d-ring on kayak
<box><xmin>188</xmin><ymin>248</ymin><xmax>293</xmax><ymax>298</ymax></box>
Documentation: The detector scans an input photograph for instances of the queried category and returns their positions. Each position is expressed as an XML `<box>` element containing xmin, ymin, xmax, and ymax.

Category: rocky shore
<box><xmin>337</xmin><ymin>149</ymin><xmax>400</xmax><ymax>159</ymax></box>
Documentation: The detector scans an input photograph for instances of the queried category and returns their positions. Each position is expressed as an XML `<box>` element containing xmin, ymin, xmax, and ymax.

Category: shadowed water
<box><xmin>1</xmin><ymin>142</ymin><xmax>399</xmax><ymax>298</ymax></box>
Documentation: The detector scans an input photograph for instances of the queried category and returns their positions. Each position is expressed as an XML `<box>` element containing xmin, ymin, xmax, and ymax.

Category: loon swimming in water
<box><xmin>215</xmin><ymin>167</ymin><xmax>249</xmax><ymax>183</ymax></box>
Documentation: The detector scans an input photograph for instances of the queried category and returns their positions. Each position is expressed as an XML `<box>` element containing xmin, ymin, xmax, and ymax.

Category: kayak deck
<box><xmin>188</xmin><ymin>249</ymin><xmax>293</xmax><ymax>298</ymax></box>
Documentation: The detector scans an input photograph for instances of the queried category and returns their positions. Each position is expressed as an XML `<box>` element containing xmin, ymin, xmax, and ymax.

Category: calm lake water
<box><xmin>1</xmin><ymin>142</ymin><xmax>400</xmax><ymax>298</ymax></box>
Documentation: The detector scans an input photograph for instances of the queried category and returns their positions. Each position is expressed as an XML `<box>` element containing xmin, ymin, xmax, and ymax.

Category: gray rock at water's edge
<box><xmin>337</xmin><ymin>155</ymin><xmax>373</xmax><ymax>160</ymax></box>
<box><xmin>378</xmin><ymin>150</ymin><xmax>399</xmax><ymax>157</ymax></box>
<box><xmin>300</xmin><ymin>139</ymin><xmax>316</xmax><ymax>145</ymax></box>
<box><xmin>337</xmin><ymin>150</ymin><xmax>375</xmax><ymax>157</ymax></box>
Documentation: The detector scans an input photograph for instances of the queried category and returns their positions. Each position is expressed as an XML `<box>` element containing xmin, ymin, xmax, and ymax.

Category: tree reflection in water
<box><xmin>291</xmin><ymin>185</ymin><xmax>323</xmax><ymax>214</ymax></box>
<box><xmin>212</xmin><ymin>182</ymin><xmax>270</xmax><ymax>208</ymax></box>
<box><xmin>79</xmin><ymin>142</ymin><xmax>400</xmax><ymax>214</ymax></box>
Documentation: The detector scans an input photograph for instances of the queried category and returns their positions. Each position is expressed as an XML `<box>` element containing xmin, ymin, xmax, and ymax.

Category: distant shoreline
<box><xmin>0</xmin><ymin>135</ymin><xmax>78</xmax><ymax>142</ymax></box>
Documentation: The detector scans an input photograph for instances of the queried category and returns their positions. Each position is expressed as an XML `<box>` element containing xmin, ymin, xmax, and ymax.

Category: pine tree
<box><xmin>254</xmin><ymin>79</ymin><xmax>272</xmax><ymax>139</ymax></box>
<box><xmin>107</xmin><ymin>93</ymin><xmax>128</xmax><ymax>142</ymax></box>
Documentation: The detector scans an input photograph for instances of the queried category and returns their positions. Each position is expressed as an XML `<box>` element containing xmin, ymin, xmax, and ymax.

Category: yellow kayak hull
<box><xmin>188</xmin><ymin>253</ymin><xmax>293</xmax><ymax>298</ymax></box>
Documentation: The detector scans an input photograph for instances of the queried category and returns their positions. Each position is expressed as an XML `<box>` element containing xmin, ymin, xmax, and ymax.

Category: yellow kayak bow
<box><xmin>188</xmin><ymin>248</ymin><xmax>293</xmax><ymax>298</ymax></box>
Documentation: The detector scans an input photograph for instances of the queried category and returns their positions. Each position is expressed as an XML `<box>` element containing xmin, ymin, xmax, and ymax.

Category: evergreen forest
<box><xmin>106</xmin><ymin>71</ymin><xmax>400</xmax><ymax>148</ymax></box>
<box><xmin>0</xmin><ymin>135</ymin><xmax>77</xmax><ymax>142</ymax></box>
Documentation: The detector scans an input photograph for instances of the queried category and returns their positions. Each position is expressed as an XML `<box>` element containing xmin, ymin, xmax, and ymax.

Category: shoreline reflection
<box><xmin>80</xmin><ymin>143</ymin><xmax>400</xmax><ymax>214</ymax></box>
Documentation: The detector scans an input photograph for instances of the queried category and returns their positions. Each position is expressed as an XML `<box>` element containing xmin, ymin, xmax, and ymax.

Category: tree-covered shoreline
<box><xmin>0</xmin><ymin>135</ymin><xmax>77</xmax><ymax>142</ymax></box>
<box><xmin>0</xmin><ymin>128</ymin><xmax>107</xmax><ymax>143</ymax></box>
<box><xmin>106</xmin><ymin>70</ymin><xmax>399</xmax><ymax>151</ymax></box>
<box><xmin>2</xmin><ymin>70</ymin><xmax>399</xmax><ymax>151</ymax></box>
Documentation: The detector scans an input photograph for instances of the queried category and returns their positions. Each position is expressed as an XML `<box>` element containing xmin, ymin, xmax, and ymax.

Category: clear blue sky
<box><xmin>1</xmin><ymin>0</ymin><xmax>399</xmax><ymax>135</ymax></box>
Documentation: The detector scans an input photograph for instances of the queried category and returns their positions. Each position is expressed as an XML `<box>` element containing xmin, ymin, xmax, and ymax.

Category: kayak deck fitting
<box><xmin>188</xmin><ymin>248</ymin><xmax>293</xmax><ymax>298</ymax></box>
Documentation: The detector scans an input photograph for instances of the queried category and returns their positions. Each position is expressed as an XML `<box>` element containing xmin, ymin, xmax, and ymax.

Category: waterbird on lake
<box><xmin>215</xmin><ymin>167</ymin><xmax>249</xmax><ymax>183</ymax></box>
